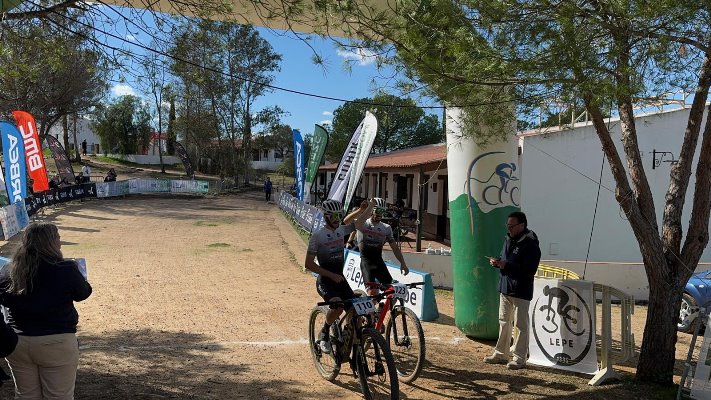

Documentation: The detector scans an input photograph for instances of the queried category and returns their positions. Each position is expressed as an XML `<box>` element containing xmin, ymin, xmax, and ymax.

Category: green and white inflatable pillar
<box><xmin>446</xmin><ymin>107</ymin><xmax>520</xmax><ymax>339</ymax></box>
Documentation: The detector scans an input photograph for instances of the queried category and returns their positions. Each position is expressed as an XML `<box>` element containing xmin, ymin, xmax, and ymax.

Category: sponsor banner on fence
<box><xmin>129</xmin><ymin>179</ymin><xmax>171</xmax><ymax>194</ymax></box>
<box><xmin>170</xmin><ymin>180</ymin><xmax>208</xmax><ymax>193</ymax></box>
<box><xmin>278</xmin><ymin>191</ymin><xmax>323</xmax><ymax>232</ymax></box>
<box><xmin>95</xmin><ymin>181</ymin><xmax>130</xmax><ymax>198</ymax></box>
<box><xmin>0</xmin><ymin>200</ymin><xmax>29</xmax><ymax>240</ymax></box>
<box><xmin>528</xmin><ymin>279</ymin><xmax>598</xmax><ymax>374</ymax></box>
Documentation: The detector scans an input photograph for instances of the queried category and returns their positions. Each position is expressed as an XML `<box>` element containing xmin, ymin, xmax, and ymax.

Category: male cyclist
<box><xmin>305</xmin><ymin>199</ymin><xmax>369</xmax><ymax>354</ymax></box>
<box><xmin>355</xmin><ymin>198</ymin><xmax>409</xmax><ymax>298</ymax></box>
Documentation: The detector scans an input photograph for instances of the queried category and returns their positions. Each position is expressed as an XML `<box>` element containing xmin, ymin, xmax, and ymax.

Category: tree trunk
<box><xmin>62</xmin><ymin>115</ymin><xmax>70</xmax><ymax>153</ymax></box>
<box><xmin>72</xmin><ymin>114</ymin><xmax>81</xmax><ymax>163</ymax></box>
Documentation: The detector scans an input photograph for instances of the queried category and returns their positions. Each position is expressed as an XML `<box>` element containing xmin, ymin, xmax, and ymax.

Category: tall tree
<box><xmin>0</xmin><ymin>12</ymin><xmax>109</xmax><ymax>137</ymax></box>
<box><xmin>94</xmin><ymin>95</ymin><xmax>152</xmax><ymax>156</ymax></box>
<box><xmin>295</xmin><ymin>0</ymin><xmax>710</xmax><ymax>384</ymax></box>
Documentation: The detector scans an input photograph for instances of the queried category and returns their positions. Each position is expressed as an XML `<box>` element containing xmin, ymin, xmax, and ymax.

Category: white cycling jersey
<box><xmin>307</xmin><ymin>224</ymin><xmax>355</xmax><ymax>273</ymax></box>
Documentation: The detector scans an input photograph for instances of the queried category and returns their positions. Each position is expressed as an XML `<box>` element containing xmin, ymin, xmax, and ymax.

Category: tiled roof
<box><xmin>320</xmin><ymin>143</ymin><xmax>446</xmax><ymax>171</ymax></box>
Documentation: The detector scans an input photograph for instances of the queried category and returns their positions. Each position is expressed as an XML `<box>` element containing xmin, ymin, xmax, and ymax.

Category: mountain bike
<box><xmin>308</xmin><ymin>294</ymin><xmax>399</xmax><ymax>400</ymax></box>
<box><xmin>360</xmin><ymin>281</ymin><xmax>426</xmax><ymax>383</ymax></box>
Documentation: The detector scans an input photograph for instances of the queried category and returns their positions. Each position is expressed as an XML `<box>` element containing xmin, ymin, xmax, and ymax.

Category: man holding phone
<box><xmin>483</xmin><ymin>211</ymin><xmax>541</xmax><ymax>370</ymax></box>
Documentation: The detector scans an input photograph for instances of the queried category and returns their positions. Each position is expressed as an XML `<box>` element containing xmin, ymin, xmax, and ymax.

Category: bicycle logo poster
<box><xmin>529</xmin><ymin>279</ymin><xmax>598</xmax><ymax>374</ymax></box>
<box><xmin>465</xmin><ymin>151</ymin><xmax>520</xmax><ymax>215</ymax></box>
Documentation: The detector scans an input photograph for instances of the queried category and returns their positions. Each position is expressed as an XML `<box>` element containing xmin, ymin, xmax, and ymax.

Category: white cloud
<box><xmin>319</xmin><ymin>120</ymin><xmax>332</xmax><ymax>126</ymax></box>
<box><xmin>112</xmin><ymin>84</ymin><xmax>137</xmax><ymax>97</ymax></box>
<box><xmin>125</xmin><ymin>34</ymin><xmax>137</xmax><ymax>42</ymax></box>
<box><xmin>336</xmin><ymin>48</ymin><xmax>377</xmax><ymax>66</ymax></box>
<box><xmin>322</xmin><ymin>111</ymin><xmax>333</xmax><ymax>116</ymax></box>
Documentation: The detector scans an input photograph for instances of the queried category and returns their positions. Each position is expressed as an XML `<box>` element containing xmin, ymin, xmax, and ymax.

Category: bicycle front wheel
<box><xmin>385</xmin><ymin>306</ymin><xmax>425</xmax><ymax>383</ymax></box>
<box><xmin>308</xmin><ymin>306</ymin><xmax>340</xmax><ymax>381</ymax></box>
<box><xmin>355</xmin><ymin>327</ymin><xmax>399</xmax><ymax>400</ymax></box>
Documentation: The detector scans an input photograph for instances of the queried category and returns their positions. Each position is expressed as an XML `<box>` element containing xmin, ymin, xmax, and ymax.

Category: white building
<box><xmin>46</xmin><ymin>117</ymin><xmax>101</xmax><ymax>154</ymax></box>
<box><xmin>252</xmin><ymin>148</ymin><xmax>284</xmax><ymax>171</ymax></box>
<box><xmin>520</xmin><ymin>107</ymin><xmax>710</xmax><ymax>300</ymax></box>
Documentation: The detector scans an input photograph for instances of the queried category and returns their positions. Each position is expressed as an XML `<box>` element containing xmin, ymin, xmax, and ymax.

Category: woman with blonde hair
<box><xmin>0</xmin><ymin>222</ymin><xmax>92</xmax><ymax>399</ymax></box>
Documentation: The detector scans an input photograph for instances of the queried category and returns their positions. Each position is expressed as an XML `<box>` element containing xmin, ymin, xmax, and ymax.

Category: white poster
<box><xmin>0</xmin><ymin>200</ymin><xmax>29</xmax><ymax>240</ymax></box>
<box><xmin>528</xmin><ymin>278</ymin><xmax>598</xmax><ymax>374</ymax></box>
<box><xmin>692</xmin><ymin>314</ymin><xmax>711</xmax><ymax>398</ymax></box>
<box><xmin>342</xmin><ymin>249</ymin><xmax>425</xmax><ymax>319</ymax></box>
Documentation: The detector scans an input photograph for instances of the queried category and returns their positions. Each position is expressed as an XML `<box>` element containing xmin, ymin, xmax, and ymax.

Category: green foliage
<box><xmin>327</xmin><ymin>93</ymin><xmax>442</xmax><ymax>161</ymax></box>
<box><xmin>93</xmin><ymin>96</ymin><xmax>152</xmax><ymax>155</ymax></box>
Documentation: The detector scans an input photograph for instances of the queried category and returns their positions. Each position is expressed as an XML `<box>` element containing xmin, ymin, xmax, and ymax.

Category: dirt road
<box><xmin>0</xmin><ymin>192</ymin><xmax>677</xmax><ymax>399</ymax></box>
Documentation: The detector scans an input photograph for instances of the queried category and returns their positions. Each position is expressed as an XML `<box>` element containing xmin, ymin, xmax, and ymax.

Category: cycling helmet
<box><xmin>373</xmin><ymin>198</ymin><xmax>386</xmax><ymax>208</ymax></box>
<box><xmin>321</xmin><ymin>200</ymin><xmax>343</xmax><ymax>216</ymax></box>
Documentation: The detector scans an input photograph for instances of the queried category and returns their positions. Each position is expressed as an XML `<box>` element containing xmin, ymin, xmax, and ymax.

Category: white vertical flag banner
<box><xmin>343</xmin><ymin>111</ymin><xmax>377</xmax><ymax>212</ymax></box>
<box><xmin>528</xmin><ymin>278</ymin><xmax>598</xmax><ymax>374</ymax></box>
<box><xmin>328</xmin><ymin>112</ymin><xmax>376</xmax><ymax>202</ymax></box>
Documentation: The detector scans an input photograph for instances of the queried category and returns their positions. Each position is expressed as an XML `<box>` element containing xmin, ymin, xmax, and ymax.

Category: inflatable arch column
<box><xmin>446</xmin><ymin>107</ymin><xmax>520</xmax><ymax>339</ymax></box>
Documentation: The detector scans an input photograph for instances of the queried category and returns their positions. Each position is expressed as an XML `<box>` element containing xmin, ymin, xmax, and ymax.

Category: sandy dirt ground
<box><xmin>0</xmin><ymin>190</ymin><xmax>690</xmax><ymax>399</ymax></box>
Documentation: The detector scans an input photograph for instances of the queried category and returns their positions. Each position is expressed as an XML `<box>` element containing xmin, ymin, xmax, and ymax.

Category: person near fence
<box><xmin>356</xmin><ymin>197</ymin><xmax>409</xmax><ymax>302</ymax></box>
<box><xmin>104</xmin><ymin>168</ymin><xmax>117</xmax><ymax>182</ymax></box>
<box><xmin>81</xmin><ymin>140</ymin><xmax>87</xmax><ymax>156</ymax></box>
<box><xmin>0</xmin><ymin>222</ymin><xmax>93</xmax><ymax>399</ymax></box>
<box><xmin>80</xmin><ymin>163</ymin><xmax>91</xmax><ymax>183</ymax></box>
<box><xmin>264</xmin><ymin>177</ymin><xmax>273</xmax><ymax>202</ymax></box>
<box><xmin>484</xmin><ymin>211</ymin><xmax>541</xmax><ymax>370</ymax></box>
<box><xmin>304</xmin><ymin>199</ymin><xmax>369</xmax><ymax>354</ymax></box>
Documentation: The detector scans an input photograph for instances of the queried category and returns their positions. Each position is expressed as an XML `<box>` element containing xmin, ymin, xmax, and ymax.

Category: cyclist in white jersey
<box><xmin>305</xmin><ymin>199</ymin><xmax>370</xmax><ymax>353</ymax></box>
<box><xmin>355</xmin><ymin>198</ymin><xmax>409</xmax><ymax>297</ymax></box>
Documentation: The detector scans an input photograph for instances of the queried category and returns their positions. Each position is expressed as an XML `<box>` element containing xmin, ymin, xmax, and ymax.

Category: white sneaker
<box><xmin>319</xmin><ymin>339</ymin><xmax>333</xmax><ymax>354</ymax></box>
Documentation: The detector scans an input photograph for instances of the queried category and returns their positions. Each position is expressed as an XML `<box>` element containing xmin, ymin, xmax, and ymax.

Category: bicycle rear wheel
<box><xmin>385</xmin><ymin>306</ymin><xmax>425</xmax><ymax>383</ymax></box>
<box><xmin>308</xmin><ymin>306</ymin><xmax>341</xmax><ymax>381</ymax></box>
<box><xmin>355</xmin><ymin>327</ymin><xmax>399</xmax><ymax>400</ymax></box>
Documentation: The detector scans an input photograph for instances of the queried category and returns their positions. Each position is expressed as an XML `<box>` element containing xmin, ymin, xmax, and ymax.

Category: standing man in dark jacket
<box><xmin>484</xmin><ymin>211</ymin><xmax>541</xmax><ymax>370</ymax></box>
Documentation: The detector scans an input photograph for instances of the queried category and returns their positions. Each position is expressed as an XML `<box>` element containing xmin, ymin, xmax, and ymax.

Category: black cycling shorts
<box><xmin>316</xmin><ymin>275</ymin><xmax>355</xmax><ymax>304</ymax></box>
<box><xmin>360</xmin><ymin>256</ymin><xmax>393</xmax><ymax>286</ymax></box>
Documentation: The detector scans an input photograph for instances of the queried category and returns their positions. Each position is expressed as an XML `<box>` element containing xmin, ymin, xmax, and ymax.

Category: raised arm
<box><xmin>354</xmin><ymin>199</ymin><xmax>376</xmax><ymax>230</ymax></box>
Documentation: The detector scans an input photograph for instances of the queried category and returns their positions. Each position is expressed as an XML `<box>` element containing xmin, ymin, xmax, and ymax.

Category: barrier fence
<box><xmin>1</xmin><ymin>178</ymin><xmax>209</xmax><ymax>241</ymax></box>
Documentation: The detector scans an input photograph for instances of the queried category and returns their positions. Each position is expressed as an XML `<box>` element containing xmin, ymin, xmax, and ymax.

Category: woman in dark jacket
<box><xmin>0</xmin><ymin>222</ymin><xmax>92</xmax><ymax>399</ymax></box>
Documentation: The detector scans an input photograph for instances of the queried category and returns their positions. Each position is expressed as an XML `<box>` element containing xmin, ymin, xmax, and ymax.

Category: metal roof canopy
<box><xmin>104</xmin><ymin>0</ymin><xmax>386</xmax><ymax>37</ymax></box>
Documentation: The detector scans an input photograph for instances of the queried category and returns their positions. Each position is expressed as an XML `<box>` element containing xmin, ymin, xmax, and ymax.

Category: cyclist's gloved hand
<box><xmin>401</xmin><ymin>264</ymin><xmax>409</xmax><ymax>276</ymax></box>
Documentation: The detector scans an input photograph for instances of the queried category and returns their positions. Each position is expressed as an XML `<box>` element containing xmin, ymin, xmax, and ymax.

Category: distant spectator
<box><xmin>264</xmin><ymin>177</ymin><xmax>273</xmax><ymax>202</ymax></box>
<box><xmin>48</xmin><ymin>176</ymin><xmax>59</xmax><ymax>190</ymax></box>
<box><xmin>75</xmin><ymin>172</ymin><xmax>83</xmax><ymax>185</ymax></box>
<box><xmin>81</xmin><ymin>140</ymin><xmax>87</xmax><ymax>156</ymax></box>
<box><xmin>104</xmin><ymin>168</ymin><xmax>117</xmax><ymax>183</ymax></box>
<box><xmin>26</xmin><ymin>179</ymin><xmax>35</xmax><ymax>198</ymax></box>
<box><xmin>80</xmin><ymin>163</ymin><xmax>91</xmax><ymax>183</ymax></box>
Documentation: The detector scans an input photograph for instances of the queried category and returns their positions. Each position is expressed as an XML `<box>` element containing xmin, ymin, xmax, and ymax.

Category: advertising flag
<box><xmin>12</xmin><ymin>111</ymin><xmax>49</xmax><ymax>192</ymax></box>
<box><xmin>174</xmin><ymin>142</ymin><xmax>195</xmax><ymax>178</ymax></box>
<box><xmin>328</xmin><ymin>112</ymin><xmax>378</xmax><ymax>204</ymax></box>
<box><xmin>292</xmin><ymin>129</ymin><xmax>305</xmax><ymax>201</ymax></box>
<box><xmin>344</xmin><ymin>111</ymin><xmax>378</xmax><ymax>212</ymax></box>
<box><xmin>0</xmin><ymin>122</ymin><xmax>27</xmax><ymax>204</ymax></box>
<box><xmin>45</xmin><ymin>134</ymin><xmax>75</xmax><ymax>185</ymax></box>
<box><xmin>303</xmin><ymin>124</ymin><xmax>328</xmax><ymax>203</ymax></box>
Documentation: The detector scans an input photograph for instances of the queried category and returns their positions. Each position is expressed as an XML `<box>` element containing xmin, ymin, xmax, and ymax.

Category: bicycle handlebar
<box><xmin>364</xmin><ymin>281</ymin><xmax>425</xmax><ymax>291</ymax></box>
<box><xmin>317</xmin><ymin>292</ymin><xmax>385</xmax><ymax>307</ymax></box>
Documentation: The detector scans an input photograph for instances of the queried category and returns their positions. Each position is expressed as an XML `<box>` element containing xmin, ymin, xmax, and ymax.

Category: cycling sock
<box><xmin>321</xmin><ymin>322</ymin><xmax>331</xmax><ymax>339</ymax></box>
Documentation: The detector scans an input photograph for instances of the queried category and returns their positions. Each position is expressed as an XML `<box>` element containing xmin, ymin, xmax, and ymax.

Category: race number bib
<box><xmin>353</xmin><ymin>297</ymin><xmax>376</xmax><ymax>316</ymax></box>
<box><xmin>391</xmin><ymin>283</ymin><xmax>409</xmax><ymax>299</ymax></box>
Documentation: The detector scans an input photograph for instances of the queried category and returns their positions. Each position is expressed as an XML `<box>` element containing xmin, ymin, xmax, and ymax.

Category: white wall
<box><xmin>108</xmin><ymin>154</ymin><xmax>182</xmax><ymax>165</ymax></box>
<box><xmin>47</xmin><ymin>117</ymin><xmax>101</xmax><ymax>153</ymax></box>
<box><xmin>521</xmin><ymin>107</ymin><xmax>711</xmax><ymax>280</ymax></box>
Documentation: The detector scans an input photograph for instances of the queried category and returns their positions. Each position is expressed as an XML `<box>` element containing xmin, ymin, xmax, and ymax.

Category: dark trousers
<box><xmin>266</xmin><ymin>191</ymin><xmax>272</xmax><ymax>201</ymax></box>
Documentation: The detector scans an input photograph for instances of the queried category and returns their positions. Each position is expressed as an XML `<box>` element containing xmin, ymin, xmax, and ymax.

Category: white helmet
<box><xmin>321</xmin><ymin>200</ymin><xmax>343</xmax><ymax>216</ymax></box>
<box><xmin>373</xmin><ymin>198</ymin><xmax>387</xmax><ymax>208</ymax></box>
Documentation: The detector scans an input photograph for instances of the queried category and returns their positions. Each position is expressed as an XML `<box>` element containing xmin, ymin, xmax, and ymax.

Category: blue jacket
<box><xmin>498</xmin><ymin>229</ymin><xmax>541</xmax><ymax>301</ymax></box>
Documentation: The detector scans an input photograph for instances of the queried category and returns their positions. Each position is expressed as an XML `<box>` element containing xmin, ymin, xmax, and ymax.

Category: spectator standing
<box><xmin>81</xmin><ymin>140</ymin><xmax>87</xmax><ymax>156</ymax></box>
<box><xmin>80</xmin><ymin>164</ymin><xmax>91</xmax><ymax>183</ymax></box>
<box><xmin>264</xmin><ymin>177</ymin><xmax>273</xmax><ymax>202</ymax></box>
<box><xmin>0</xmin><ymin>222</ymin><xmax>92</xmax><ymax>399</ymax></box>
<box><xmin>104</xmin><ymin>168</ymin><xmax>117</xmax><ymax>182</ymax></box>
<box><xmin>484</xmin><ymin>211</ymin><xmax>541</xmax><ymax>370</ymax></box>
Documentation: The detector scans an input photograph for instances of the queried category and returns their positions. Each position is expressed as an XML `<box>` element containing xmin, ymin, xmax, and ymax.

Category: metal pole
<box><xmin>416</xmin><ymin>167</ymin><xmax>424</xmax><ymax>252</ymax></box>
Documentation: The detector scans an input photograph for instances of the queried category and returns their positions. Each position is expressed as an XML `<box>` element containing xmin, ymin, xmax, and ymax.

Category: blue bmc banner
<box><xmin>0</xmin><ymin>121</ymin><xmax>27</xmax><ymax>204</ymax></box>
<box><xmin>292</xmin><ymin>129</ymin><xmax>305</xmax><ymax>201</ymax></box>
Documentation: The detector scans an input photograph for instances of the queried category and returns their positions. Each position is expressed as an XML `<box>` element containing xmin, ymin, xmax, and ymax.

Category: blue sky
<box><xmin>104</xmin><ymin>7</ymin><xmax>439</xmax><ymax>137</ymax></box>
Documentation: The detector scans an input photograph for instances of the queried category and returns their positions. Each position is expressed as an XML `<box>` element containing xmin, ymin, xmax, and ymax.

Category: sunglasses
<box><xmin>327</xmin><ymin>212</ymin><xmax>343</xmax><ymax>221</ymax></box>
<box><xmin>374</xmin><ymin>207</ymin><xmax>387</xmax><ymax>215</ymax></box>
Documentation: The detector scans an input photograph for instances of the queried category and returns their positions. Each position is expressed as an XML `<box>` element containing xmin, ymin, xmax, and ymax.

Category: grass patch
<box><xmin>240</xmin><ymin>248</ymin><xmax>253</xmax><ymax>252</ymax></box>
<box><xmin>194</xmin><ymin>221</ymin><xmax>219</xmax><ymax>227</ymax></box>
<box><xmin>207</xmin><ymin>243</ymin><xmax>231</xmax><ymax>248</ymax></box>
<box><xmin>435</xmin><ymin>288</ymin><xmax>454</xmax><ymax>299</ymax></box>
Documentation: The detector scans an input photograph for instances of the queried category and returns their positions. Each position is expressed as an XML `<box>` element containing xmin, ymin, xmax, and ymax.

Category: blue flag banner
<box><xmin>292</xmin><ymin>129</ymin><xmax>305</xmax><ymax>201</ymax></box>
<box><xmin>0</xmin><ymin>122</ymin><xmax>27</xmax><ymax>204</ymax></box>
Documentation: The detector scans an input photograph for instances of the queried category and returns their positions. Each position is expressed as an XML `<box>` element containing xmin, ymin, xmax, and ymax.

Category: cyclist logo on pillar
<box><xmin>531</xmin><ymin>283</ymin><xmax>594</xmax><ymax>368</ymax></box>
<box><xmin>466</xmin><ymin>151</ymin><xmax>520</xmax><ymax>214</ymax></box>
